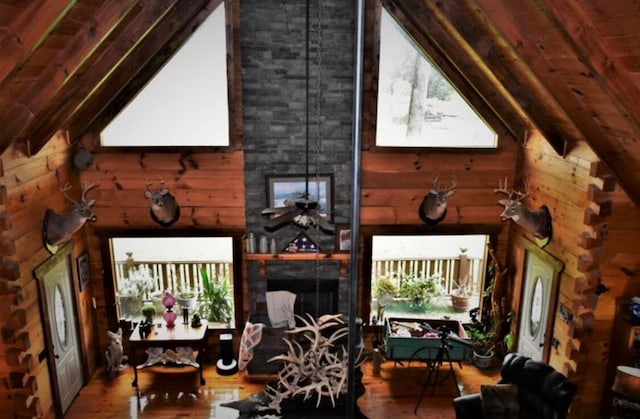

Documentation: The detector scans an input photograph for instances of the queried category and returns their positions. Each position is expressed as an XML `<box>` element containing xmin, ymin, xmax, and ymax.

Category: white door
<box><xmin>517</xmin><ymin>250</ymin><xmax>558</xmax><ymax>362</ymax></box>
<box><xmin>43</xmin><ymin>256</ymin><xmax>83</xmax><ymax>414</ymax></box>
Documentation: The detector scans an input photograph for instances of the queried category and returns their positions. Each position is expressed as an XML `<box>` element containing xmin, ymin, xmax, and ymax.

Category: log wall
<box><xmin>597</xmin><ymin>185</ymin><xmax>640</xmax><ymax>417</ymax></box>
<box><xmin>515</xmin><ymin>132</ymin><xmax>616</xmax><ymax>418</ymax></box>
<box><xmin>0</xmin><ymin>131</ymin><xmax>246</xmax><ymax>418</ymax></box>
<box><xmin>0</xmin><ymin>131</ymin><xmax>92</xmax><ymax>418</ymax></box>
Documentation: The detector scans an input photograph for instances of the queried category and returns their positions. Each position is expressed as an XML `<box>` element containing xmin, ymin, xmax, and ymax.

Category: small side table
<box><xmin>128</xmin><ymin>320</ymin><xmax>208</xmax><ymax>388</ymax></box>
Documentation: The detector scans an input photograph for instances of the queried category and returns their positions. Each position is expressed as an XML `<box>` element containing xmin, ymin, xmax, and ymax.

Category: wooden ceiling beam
<box><xmin>383</xmin><ymin>0</ymin><xmax>530</xmax><ymax>143</ymax></box>
<box><xmin>475</xmin><ymin>0</ymin><xmax>640</xmax><ymax>206</ymax></box>
<box><xmin>9</xmin><ymin>0</ymin><xmax>186</xmax><ymax>155</ymax></box>
<box><xmin>0</xmin><ymin>0</ymin><xmax>73</xmax><ymax>85</ymax></box>
<box><xmin>536</xmin><ymin>0</ymin><xmax>640</xmax><ymax>142</ymax></box>
<box><xmin>70</xmin><ymin>0</ymin><xmax>222</xmax><ymax>138</ymax></box>
<box><xmin>423</xmin><ymin>0</ymin><xmax>579</xmax><ymax>156</ymax></box>
<box><xmin>0</xmin><ymin>0</ymin><xmax>142</xmax><ymax>152</ymax></box>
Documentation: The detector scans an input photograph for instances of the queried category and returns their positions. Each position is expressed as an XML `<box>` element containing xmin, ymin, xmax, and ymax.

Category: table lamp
<box><xmin>611</xmin><ymin>366</ymin><xmax>640</xmax><ymax>418</ymax></box>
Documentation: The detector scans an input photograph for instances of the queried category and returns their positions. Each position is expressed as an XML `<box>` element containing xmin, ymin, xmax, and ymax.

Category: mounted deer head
<box><xmin>43</xmin><ymin>182</ymin><xmax>98</xmax><ymax>254</ymax></box>
<box><xmin>145</xmin><ymin>180</ymin><xmax>180</xmax><ymax>227</ymax></box>
<box><xmin>494</xmin><ymin>178</ymin><xmax>552</xmax><ymax>245</ymax></box>
<box><xmin>419</xmin><ymin>173</ymin><xmax>456</xmax><ymax>225</ymax></box>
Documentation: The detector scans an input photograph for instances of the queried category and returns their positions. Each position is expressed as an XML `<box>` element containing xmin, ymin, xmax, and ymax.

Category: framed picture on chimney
<box><xmin>336</xmin><ymin>225</ymin><xmax>351</xmax><ymax>253</ymax></box>
<box><xmin>266</xmin><ymin>174</ymin><xmax>333</xmax><ymax>219</ymax></box>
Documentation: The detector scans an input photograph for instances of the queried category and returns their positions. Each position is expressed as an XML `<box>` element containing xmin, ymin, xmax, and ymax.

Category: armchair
<box><xmin>453</xmin><ymin>353</ymin><xmax>577</xmax><ymax>419</ymax></box>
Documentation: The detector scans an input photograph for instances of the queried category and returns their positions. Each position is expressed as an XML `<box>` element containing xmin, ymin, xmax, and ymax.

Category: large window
<box><xmin>369</xmin><ymin>234</ymin><xmax>489</xmax><ymax>324</ymax></box>
<box><xmin>376</xmin><ymin>8</ymin><xmax>496</xmax><ymax>148</ymax></box>
<box><xmin>100</xmin><ymin>3</ymin><xmax>230</xmax><ymax>147</ymax></box>
<box><xmin>109</xmin><ymin>236</ymin><xmax>236</xmax><ymax>328</ymax></box>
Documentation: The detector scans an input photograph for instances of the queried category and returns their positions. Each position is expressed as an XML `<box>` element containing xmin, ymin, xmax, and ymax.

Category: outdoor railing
<box><xmin>372</xmin><ymin>256</ymin><xmax>485</xmax><ymax>295</ymax></box>
<box><xmin>115</xmin><ymin>260</ymin><xmax>233</xmax><ymax>299</ymax></box>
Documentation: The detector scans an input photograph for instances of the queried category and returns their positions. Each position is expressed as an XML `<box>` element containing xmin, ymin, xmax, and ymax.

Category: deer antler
<box><xmin>431</xmin><ymin>173</ymin><xmax>457</xmax><ymax>193</ymax></box>
<box><xmin>495</xmin><ymin>178</ymin><xmax>529</xmax><ymax>201</ymax></box>
<box><xmin>445</xmin><ymin>174</ymin><xmax>457</xmax><ymax>192</ymax></box>
<box><xmin>60</xmin><ymin>182</ymin><xmax>77</xmax><ymax>204</ymax></box>
<box><xmin>494</xmin><ymin>177</ymin><xmax>513</xmax><ymax>198</ymax></box>
<box><xmin>80</xmin><ymin>182</ymin><xmax>98</xmax><ymax>201</ymax></box>
<box><xmin>515</xmin><ymin>179</ymin><xmax>530</xmax><ymax>200</ymax></box>
<box><xmin>431</xmin><ymin>173</ymin><xmax>440</xmax><ymax>193</ymax></box>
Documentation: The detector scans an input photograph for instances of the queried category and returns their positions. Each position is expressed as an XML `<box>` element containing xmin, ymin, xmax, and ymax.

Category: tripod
<box><xmin>413</xmin><ymin>331</ymin><xmax>461</xmax><ymax>414</ymax></box>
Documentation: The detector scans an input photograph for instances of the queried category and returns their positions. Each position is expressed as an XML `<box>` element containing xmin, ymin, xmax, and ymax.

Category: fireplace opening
<box><xmin>267</xmin><ymin>278</ymin><xmax>339</xmax><ymax>319</ymax></box>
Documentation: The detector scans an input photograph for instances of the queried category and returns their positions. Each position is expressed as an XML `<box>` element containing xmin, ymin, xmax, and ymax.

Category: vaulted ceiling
<box><xmin>1</xmin><ymin>0</ymin><xmax>640</xmax><ymax>206</ymax></box>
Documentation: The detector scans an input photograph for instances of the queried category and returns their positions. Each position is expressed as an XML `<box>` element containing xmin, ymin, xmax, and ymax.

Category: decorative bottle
<box><xmin>162</xmin><ymin>291</ymin><xmax>177</xmax><ymax>328</ymax></box>
<box><xmin>246</xmin><ymin>233</ymin><xmax>256</xmax><ymax>253</ymax></box>
<box><xmin>259</xmin><ymin>235</ymin><xmax>268</xmax><ymax>253</ymax></box>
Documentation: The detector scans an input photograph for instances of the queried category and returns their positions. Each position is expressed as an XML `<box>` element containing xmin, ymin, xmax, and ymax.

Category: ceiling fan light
<box><xmin>294</xmin><ymin>214</ymin><xmax>314</xmax><ymax>228</ymax></box>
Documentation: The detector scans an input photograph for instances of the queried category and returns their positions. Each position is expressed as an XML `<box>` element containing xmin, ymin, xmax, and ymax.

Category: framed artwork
<box><xmin>336</xmin><ymin>225</ymin><xmax>351</xmax><ymax>252</ymax></box>
<box><xmin>266</xmin><ymin>174</ymin><xmax>333</xmax><ymax>218</ymax></box>
<box><xmin>77</xmin><ymin>252</ymin><xmax>91</xmax><ymax>292</ymax></box>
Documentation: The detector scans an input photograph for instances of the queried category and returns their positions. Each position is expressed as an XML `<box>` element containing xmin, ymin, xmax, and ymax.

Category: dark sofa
<box><xmin>453</xmin><ymin>353</ymin><xmax>577</xmax><ymax>419</ymax></box>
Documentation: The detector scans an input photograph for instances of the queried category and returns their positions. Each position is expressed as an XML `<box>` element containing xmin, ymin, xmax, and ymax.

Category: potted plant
<box><xmin>198</xmin><ymin>266</ymin><xmax>233</xmax><ymax>324</ymax></box>
<box><xmin>141</xmin><ymin>304</ymin><xmax>156</xmax><ymax>324</ymax></box>
<box><xmin>372</xmin><ymin>276</ymin><xmax>397</xmax><ymax>323</ymax></box>
<box><xmin>118</xmin><ymin>266</ymin><xmax>155</xmax><ymax>319</ymax></box>
<box><xmin>398</xmin><ymin>273</ymin><xmax>442</xmax><ymax>310</ymax></box>
<box><xmin>176</xmin><ymin>284</ymin><xmax>199</xmax><ymax>310</ymax></box>
<box><xmin>451</xmin><ymin>248</ymin><xmax>474</xmax><ymax>312</ymax></box>
<box><xmin>466</xmin><ymin>319</ymin><xmax>496</xmax><ymax>369</ymax></box>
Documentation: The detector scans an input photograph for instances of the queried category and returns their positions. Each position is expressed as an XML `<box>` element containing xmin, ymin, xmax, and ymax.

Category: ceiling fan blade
<box><xmin>264</xmin><ymin>208</ymin><xmax>303</xmax><ymax>232</ymax></box>
<box><xmin>261</xmin><ymin>206</ymin><xmax>289</xmax><ymax>216</ymax></box>
<box><xmin>317</xmin><ymin>217</ymin><xmax>335</xmax><ymax>234</ymax></box>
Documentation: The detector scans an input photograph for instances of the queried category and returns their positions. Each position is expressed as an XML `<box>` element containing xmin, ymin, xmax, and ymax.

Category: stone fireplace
<box><xmin>267</xmin><ymin>277</ymin><xmax>339</xmax><ymax>318</ymax></box>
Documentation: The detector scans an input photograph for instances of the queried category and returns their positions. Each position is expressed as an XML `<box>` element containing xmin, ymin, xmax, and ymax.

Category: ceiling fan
<box><xmin>261</xmin><ymin>1</ymin><xmax>335</xmax><ymax>235</ymax></box>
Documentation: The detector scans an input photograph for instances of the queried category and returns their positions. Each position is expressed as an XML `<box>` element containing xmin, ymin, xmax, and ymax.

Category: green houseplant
<box><xmin>141</xmin><ymin>304</ymin><xmax>156</xmax><ymax>323</ymax></box>
<box><xmin>465</xmin><ymin>317</ymin><xmax>496</xmax><ymax>369</ymax></box>
<box><xmin>176</xmin><ymin>283</ymin><xmax>199</xmax><ymax>310</ymax></box>
<box><xmin>398</xmin><ymin>273</ymin><xmax>442</xmax><ymax>309</ymax></box>
<box><xmin>198</xmin><ymin>266</ymin><xmax>233</xmax><ymax>324</ymax></box>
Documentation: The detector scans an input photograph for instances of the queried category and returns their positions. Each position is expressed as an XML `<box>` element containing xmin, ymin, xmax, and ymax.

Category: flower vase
<box><xmin>163</xmin><ymin>309</ymin><xmax>177</xmax><ymax>328</ymax></box>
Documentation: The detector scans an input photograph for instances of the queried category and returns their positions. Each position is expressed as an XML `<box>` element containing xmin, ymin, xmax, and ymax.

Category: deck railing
<box><xmin>372</xmin><ymin>256</ymin><xmax>485</xmax><ymax>295</ymax></box>
<box><xmin>115</xmin><ymin>260</ymin><xmax>233</xmax><ymax>299</ymax></box>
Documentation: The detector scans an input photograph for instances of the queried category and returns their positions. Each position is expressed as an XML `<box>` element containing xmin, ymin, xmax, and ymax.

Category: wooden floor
<box><xmin>65</xmin><ymin>356</ymin><xmax>500</xmax><ymax>418</ymax></box>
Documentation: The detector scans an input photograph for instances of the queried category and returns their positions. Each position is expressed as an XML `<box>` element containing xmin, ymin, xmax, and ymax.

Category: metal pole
<box><xmin>347</xmin><ymin>0</ymin><xmax>366</xmax><ymax>415</ymax></box>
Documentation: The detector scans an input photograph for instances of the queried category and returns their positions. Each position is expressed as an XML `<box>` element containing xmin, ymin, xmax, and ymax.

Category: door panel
<box><xmin>517</xmin><ymin>241</ymin><xmax>563</xmax><ymax>362</ymax></box>
<box><xmin>42</xmin><ymin>254</ymin><xmax>83</xmax><ymax>414</ymax></box>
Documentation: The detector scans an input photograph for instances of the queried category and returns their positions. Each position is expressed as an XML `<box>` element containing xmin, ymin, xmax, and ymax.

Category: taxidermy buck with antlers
<box><xmin>43</xmin><ymin>182</ymin><xmax>98</xmax><ymax>254</ymax></box>
<box><xmin>419</xmin><ymin>173</ymin><xmax>456</xmax><ymax>225</ymax></box>
<box><xmin>145</xmin><ymin>180</ymin><xmax>180</xmax><ymax>227</ymax></box>
<box><xmin>494</xmin><ymin>178</ymin><xmax>552</xmax><ymax>244</ymax></box>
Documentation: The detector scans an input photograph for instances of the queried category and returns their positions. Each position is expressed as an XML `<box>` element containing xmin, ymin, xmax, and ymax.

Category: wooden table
<box><xmin>128</xmin><ymin>320</ymin><xmax>208</xmax><ymax>388</ymax></box>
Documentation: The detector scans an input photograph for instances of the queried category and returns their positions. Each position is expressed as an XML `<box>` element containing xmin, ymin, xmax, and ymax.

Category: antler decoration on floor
<box><xmin>265</xmin><ymin>313</ymin><xmax>363</xmax><ymax>413</ymax></box>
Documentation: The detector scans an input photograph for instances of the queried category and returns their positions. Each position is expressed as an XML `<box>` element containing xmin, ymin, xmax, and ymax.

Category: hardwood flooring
<box><xmin>65</xmin><ymin>356</ymin><xmax>500</xmax><ymax>418</ymax></box>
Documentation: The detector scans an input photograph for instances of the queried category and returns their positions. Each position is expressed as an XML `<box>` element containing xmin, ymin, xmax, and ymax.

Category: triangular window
<box><xmin>376</xmin><ymin>9</ymin><xmax>496</xmax><ymax>148</ymax></box>
<box><xmin>100</xmin><ymin>3</ymin><xmax>229</xmax><ymax>147</ymax></box>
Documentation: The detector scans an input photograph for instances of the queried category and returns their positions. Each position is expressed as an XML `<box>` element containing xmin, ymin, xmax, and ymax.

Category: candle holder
<box><xmin>183</xmin><ymin>307</ymin><xmax>189</xmax><ymax>325</ymax></box>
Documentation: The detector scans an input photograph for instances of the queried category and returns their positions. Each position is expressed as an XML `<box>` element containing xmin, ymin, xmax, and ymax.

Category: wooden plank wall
<box><xmin>78</xmin><ymin>147</ymin><xmax>246</xmax><ymax>355</ymax></box>
<box><xmin>0</xmin><ymin>131</ymin><xmax>246</xmax><ymax>418</ymax></box>
<box><xmin>361</xmin><ymin>148</ymin><xmax>518</xmax><ymax>230</ymax></box>
<box><xmin>0</xmin><ymin>131</ymin><xmax>92</xmax><ymax>418</ymax></box>
<box><xmin>515</xmin><ymin>132</ymin><xmax>615</xmax><ymax>418</ymax></box>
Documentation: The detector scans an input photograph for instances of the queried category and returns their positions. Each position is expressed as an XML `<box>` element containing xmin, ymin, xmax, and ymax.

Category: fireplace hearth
<box><xmin>267</xmin><ymin>278</ymin><xmax>339</xmax><ymax>319</ymax></box>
